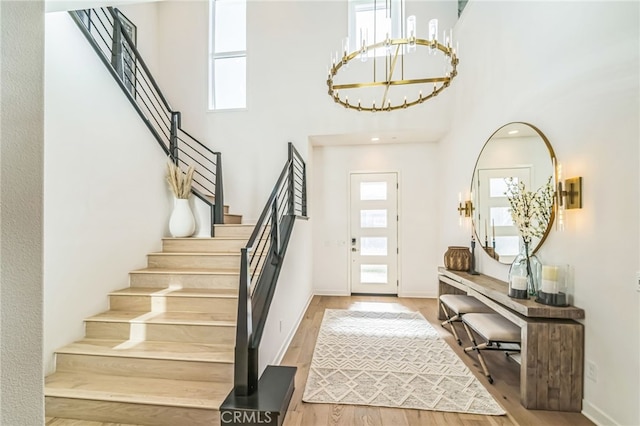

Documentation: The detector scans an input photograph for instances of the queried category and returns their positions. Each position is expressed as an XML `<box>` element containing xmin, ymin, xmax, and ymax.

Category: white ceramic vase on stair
<box><xmin>169</xmin><ymin>198</ymin><xmax>195</xmax><ymax>237</ymax></box>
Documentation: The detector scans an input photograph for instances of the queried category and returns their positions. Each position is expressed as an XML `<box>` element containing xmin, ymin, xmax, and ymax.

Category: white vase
<box><xmin>169</xmin><ymin>198</ymin><xmax>195</xmax><ymax>237</ymax></box>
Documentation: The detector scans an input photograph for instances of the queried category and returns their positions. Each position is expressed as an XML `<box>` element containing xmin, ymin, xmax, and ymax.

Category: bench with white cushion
<box><xmin>439</xmin><ymin>294</ymin><xmax>494</xmax><ymax>345</ymax></box>
<box><xmin>461</xmin><ymin>312</ymin><xmax>522</xmax><ymax>384</ymax></box>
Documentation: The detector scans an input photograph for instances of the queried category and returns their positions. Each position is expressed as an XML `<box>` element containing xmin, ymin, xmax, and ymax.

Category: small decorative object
<box><xmin>536</xmin><ymin>265</ymin><xmax>569</xmax><ymax>307</ymax></box>
<box><xmin>508</xmin><ymin>247</ymin><xmax>541</xmax><ymax>299</ymax></box>
<box><xmin>167</xmin><ymin>161</ymin><xmax>196</xmax><ymax>238</ymax></box>
<box><xmin>444</xmin><ymin>246</ymin><xmax>471</xmax><ymax>271</ymax></box>
<box><xmin>468</xmin><ymin>234</ymin><xmax>480</xmax><ymax>275</ymax></box>
<box><xmin>505</xmin><ymin>176</ymin><xmax>555</xmax><ymax>298</ymax></box>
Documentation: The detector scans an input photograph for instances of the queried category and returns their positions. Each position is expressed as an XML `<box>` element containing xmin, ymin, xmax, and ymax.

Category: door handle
<box><xmin>351</xmin><ymin>247</ymin><xmax>357</xmax><ymax>252</ymax></box>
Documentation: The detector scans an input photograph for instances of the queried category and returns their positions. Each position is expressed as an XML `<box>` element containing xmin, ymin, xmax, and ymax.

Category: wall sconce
<box><xmin>558</xmin><ymin>177</ymin><xmax>583</xmax><ymax>209</ymax></box>
<box><xmin>457</xmin><ymin>193</ymin><xmax>473</xmax><ymax>217</ymax></box>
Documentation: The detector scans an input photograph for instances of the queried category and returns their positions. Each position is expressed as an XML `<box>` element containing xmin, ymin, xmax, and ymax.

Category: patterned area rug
<box><xmin>302</xmin><ymin>309</ymin><xmax>506</xmax><ymax>415</ymax></box>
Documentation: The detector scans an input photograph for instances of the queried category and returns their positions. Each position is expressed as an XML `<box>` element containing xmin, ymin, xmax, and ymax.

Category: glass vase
<box><xmin>508</xmin><ymin>241</ymin><xmax>541</xmax><ymax>299</ymax></box>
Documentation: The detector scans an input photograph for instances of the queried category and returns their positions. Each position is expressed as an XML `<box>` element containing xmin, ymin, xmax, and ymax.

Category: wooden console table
<box><xmin>438</xmin><ymin>267</ymin><xmax>585</xmax><ymax>412</ymax></box>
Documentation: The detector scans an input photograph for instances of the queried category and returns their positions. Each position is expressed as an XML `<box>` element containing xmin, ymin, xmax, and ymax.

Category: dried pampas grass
<box><xmin>167</xmin><ymin>161</ymin><xmax>195</xmax><ymax>199</ymax></box>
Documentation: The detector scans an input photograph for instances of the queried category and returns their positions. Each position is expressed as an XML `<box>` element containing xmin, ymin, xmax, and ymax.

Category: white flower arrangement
<box><xmin>166</xmin><ymin>161</ymin><xmax>195</xmax><ymax>199</ymax></box>
<box><xmin>505</xmin><ymin>176</ymin><xmax>555</xmax><ymax>244</ymax></box>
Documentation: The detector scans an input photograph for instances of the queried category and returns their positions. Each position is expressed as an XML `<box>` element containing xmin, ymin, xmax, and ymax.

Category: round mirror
<box><xmin>471</xmin><ymin>122</ymin><xmax>556</xmax><ymax>264</ymax></box>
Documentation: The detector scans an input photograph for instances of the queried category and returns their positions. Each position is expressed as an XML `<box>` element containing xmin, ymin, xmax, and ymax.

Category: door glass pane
<box><xmin>490</xmin><ymin>207</ymin><xmax>514</xmax><ymax>226</ymax></box>
<box><xmin>360</xmin><ymin>209</ymin><xmax>387</xmax><ymax>228</ymax></box>
<box><xmin>495</xmin><ymin>236</ymin><xmax>520</xmax><ymax>256</ymax></box>
<box><xmin>361</xmin><ymin>237</ymin><xmax>387</xmax><ymax>256</ymax></box>
<box><xmin>489</xmin><ymin>177</ymin><xmax>514</xmax><ymax>198</ymax></box>
<box><xmin>361</xmin><ymin>264</ymin><xmax>388</xmax><ymax>283</ymax></box>
<box><xmin>360</xmin><ymin>182</ymin><xmax>387</xmax><ymax>201</ymax></box>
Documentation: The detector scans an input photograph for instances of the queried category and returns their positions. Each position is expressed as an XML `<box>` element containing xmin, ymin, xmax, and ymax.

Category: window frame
<box><xmin>208</xmin><ymin>0</ymin><xmax>247</xmax><ymax>112</ymax></box>
<box><xmin>348</xmin><ymin>0</ymin><xmax>404</xmax><ymax>57</ymax></box>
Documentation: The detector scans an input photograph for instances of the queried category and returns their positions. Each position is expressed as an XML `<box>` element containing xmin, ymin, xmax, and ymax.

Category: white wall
<box><xmin>312</xmin><ymin>142</ymin><xmax>439</xmax><ymax>297</ymax></box>
<box><xmin>43</xmin><ymin>11</ymin><xmax>171</xmax><ymax>374</ymax></box>
<box><xmin>439</xmin><ymin>2</ymin><xmax>639</xmax><ymax>425</ymax></box>
<box><xmin>0</xmin><ymin>1</ymin><xmax>45</xmax><ymax>424</ymax></box>
<box><xmin>259</xmin><ymin>219</ymin><xmax>313</xmax><ymax>371</ymax></box>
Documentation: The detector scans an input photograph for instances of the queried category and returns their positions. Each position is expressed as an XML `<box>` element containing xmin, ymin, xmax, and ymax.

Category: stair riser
<box><xmin>162</xmin><ymin>238</ymin><xmax>247</xmax><ymax>253</ymax></box>
<box><xmin>129</xmin><ymin>272</ymin><xmax>239</xmax><ymax>289</ymax></box>
<box><xmin>45</xmin><ymin>397</ymin><xmax>219</xmax><ymax>426</ymax></box>
<box><xmin>84</xmin><ymin>322</ymin><xmax>236</xmax><ymax>345</ymax></box>
<box><xmin>223</xmin><ymin>214</ymin><xmax>242</xmax><ymax>224</ymax></box>
<box><xmin>147</xmin><ymin>254</ymin><xmax>240</xmax><ymax>269</ymax></box>
<box><xmin>109</xmin><ymin>295</ymin><xmax>237</xmax><ymax>315</ymax></box>
<box><xmin>213</xmin><ymin>225</ymin><xmax>255</xmax><ymax>238</ymax></box>
<box><xmin>55</xmin><ymin>354</ymin><xmax>233</xmax><ymax>382</ymax></box>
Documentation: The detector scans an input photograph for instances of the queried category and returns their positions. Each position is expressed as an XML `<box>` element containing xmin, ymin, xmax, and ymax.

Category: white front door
<box><xmin>349</xmin><ymin>172</ymin><xmax>398</xmax><ymax>294</ymax></box>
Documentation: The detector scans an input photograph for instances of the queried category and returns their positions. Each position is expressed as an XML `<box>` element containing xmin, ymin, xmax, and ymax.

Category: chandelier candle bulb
<box><xmin>407</xmin><ymin>15</ymin><xmax>416</xmax><ymax>38</ymax></box>
<box><xmin>429</xmin><ymin>18</ymin><xmax>438</xmax><ymax>41</ymax></box>
<box><xmin>407</xmin><ymin>15</ymin><xmax>417</xmax><ymax>51</ymax></box>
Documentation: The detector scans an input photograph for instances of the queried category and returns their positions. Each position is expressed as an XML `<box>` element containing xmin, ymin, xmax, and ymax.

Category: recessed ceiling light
<box><xmin>508</xmin><ymin>130</ymin><xmax>519</xmax><ymax>135</ymax></box>
<box><xmin>371</xmin><ymin>137</ymin><xmax>380</xmax><ymax>142</ymax></box>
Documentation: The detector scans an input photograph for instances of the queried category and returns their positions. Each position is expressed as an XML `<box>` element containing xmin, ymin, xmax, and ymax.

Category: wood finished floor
<box><xmin>48</xmin><ymin>295</ymin><xmax>595</xmax><ymax>426</ymax></box>
<box><xmin>280</xmin><ymin>295</ymin><xmax>595</xmax><ymax>426</ymax></box>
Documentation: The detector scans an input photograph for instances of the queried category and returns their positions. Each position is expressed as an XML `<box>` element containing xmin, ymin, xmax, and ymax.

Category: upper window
<box><xmin>208</xmin><ymin>0</ymin><xmax>246</xmax><ymax>111</ymax></box>
<box><xmin>348</xmin><ymin>0</ymin><xmax>403</xmax><ymax>57</ymax></box>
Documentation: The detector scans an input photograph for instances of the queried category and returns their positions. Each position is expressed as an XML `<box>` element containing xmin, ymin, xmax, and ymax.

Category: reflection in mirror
<box><xmin>471</xmin><ymin>122</ymin><xmax>556</xmax><ymax>264</ymax></box>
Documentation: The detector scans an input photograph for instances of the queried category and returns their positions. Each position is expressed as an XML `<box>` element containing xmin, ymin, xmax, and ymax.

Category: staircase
<box><xmin>45</xmin><ymin>222</ymin><xmax>254</xmax><ymax>425</ymax></box>
<box><xmin>49</xmin><ymin>9</ymin><xmax>307</xmax><ymax>425</ymax></box>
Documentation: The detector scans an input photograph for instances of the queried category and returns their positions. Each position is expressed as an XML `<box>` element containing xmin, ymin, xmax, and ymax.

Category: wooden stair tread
<box><xmin>131</xmin><ymin>267</ymin><xmax>240</xmax><ymax>275</ymax></box>
<box><xmin>163</xmin><ymin>237</ymin><xmax>248</xmax><ymax>241</ymax></box>
<box><xmin>149</xmin><ymin>252</ymin><xmax>241</xmax><ymax>257</ymax></box>
<box><xmin>86</xmin><ymin>311</ymin><xmax>236</xmax><ymax>326</ymax></box>
<box><xmin>46</xmin><ymin>417</ymin><xmax>144</xmax><ymax>426</ymax></box>
<box><xmin>45</xmin><ymin>372</ymin><xmax>231</xmax><ymax>409</ymax></box>
<box><xmin>109</xmin><ymin>287</ymin><xmax>237</xmax><ymax>298</ymax></box>
<box><xmin>55</xmin><ymin>339</ymin><xmax>234</xmax><ymax>363</ymax></box>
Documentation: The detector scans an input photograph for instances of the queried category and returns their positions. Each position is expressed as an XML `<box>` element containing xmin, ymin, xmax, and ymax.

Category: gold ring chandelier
<box><xmin>327</xmin><ymin>11</ymin><xmax>459</xmax><ymax>112</ymax></box>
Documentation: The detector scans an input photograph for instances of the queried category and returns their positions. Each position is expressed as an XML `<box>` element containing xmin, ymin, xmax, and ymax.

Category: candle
<box><xmin>542</xmin><ymin>265</ymin><xmax>558</xmax><ymax>280</ymax></box>
<box><xmin>511</xmin><ymin>275</ymin><xmax>528</xmax><ymax>291</ymax></box>
<box><xmin>541</xmin><ymin>265</ymin><xmax>559</xmax><ymax>294</ymax></box>
<box><xmin>492</xmin><ymin>219</ymin><xmax>495</xmax><ymax>241</ymax></box>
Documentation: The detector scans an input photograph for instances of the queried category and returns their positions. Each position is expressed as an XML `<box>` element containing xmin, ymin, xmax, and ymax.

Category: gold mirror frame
<box><xmin>471</xmin><ymin>122</ymin><xmax>557</xmax><ymax>264</ymax></box>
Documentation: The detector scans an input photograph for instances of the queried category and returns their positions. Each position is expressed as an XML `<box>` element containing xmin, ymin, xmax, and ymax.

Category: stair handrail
<box><xmin>69</xmin><ymin>7</ymin><xmax>225</xmax><ymax>230</ymax></box>
<box><xmin>233</xmin><ymin>142</ymin><xmax>307</xmax><ymax>396</ymax></box>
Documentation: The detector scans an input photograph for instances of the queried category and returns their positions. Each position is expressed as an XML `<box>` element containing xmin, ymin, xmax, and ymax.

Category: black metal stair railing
<box><xmin>233</xmin><ymin>142</ymin><xmax>307</xmax><ymax>396</ymax></box>
<box><xmin>69</xmin><ymin>7</ymin><xmax>224</xmax><ymax>230</ymax></box>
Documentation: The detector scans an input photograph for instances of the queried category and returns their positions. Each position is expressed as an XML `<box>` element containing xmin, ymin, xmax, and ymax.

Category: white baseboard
<box><xmin>313</xmin><ymin>290</ymin><xmax>351</xmax><ymax>296</ymax></box>
<box><xmin>399</xmin><ymin>291</ymin><xmax>438</xmax><ymax>298</ymax></box>
<box><xmin>582</xmin><ymin>399</ymin><xmax>619</xmax><ymax>426</ymax></box>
